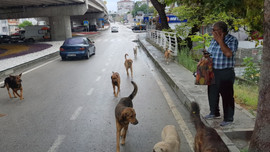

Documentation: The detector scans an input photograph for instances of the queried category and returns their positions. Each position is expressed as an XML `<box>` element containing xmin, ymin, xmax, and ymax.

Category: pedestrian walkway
<box><xmin>138</xmin><ymin>34</ymin><xmax>255</xmax><ymax>151</ymax></box>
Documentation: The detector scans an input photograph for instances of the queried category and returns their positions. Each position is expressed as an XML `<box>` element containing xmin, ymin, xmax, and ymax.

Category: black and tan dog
<box><xmin>124</xmin><ymin>53</ymin><xmax>133</xmax><ymax>77</ymax></box>
<box><xmin>191</xmin><ymin>102</ymin><xmax>229</xmax><ymax>152</ymax></box>
<box><xmin>1</xmin><ymin>73</ymin><xmax>24</xmax><ymax>100</ymax></box>
<box><xmin>153</xmin><ymin>125</ymin><xmax>180</xmax><ymax>152</ymax></box>
<box><xmin>111</xmin><ymin>71</ymin><xmax>121</xmax><ymax>97</ymax></box>
<box><xmin>115</xmin><ymin>81</ymin><xmax>138</xmax><ymax>152</ymax></box>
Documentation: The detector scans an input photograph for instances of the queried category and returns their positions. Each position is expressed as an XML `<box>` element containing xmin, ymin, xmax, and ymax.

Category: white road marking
<box><xmin>24</xmin><ymin>58</ymin><xmax>59</xmax><ymax>74</ymax></box>
<box><xmin>96</xmin><ymin>76</ymin><xmax>101</xmax><ymax>81</ymax></box>
<box><xmin>87</xmin><ymin>88</ymin><xmax>94</xmax><ymax>96</ymax></box>
<box><xmin>47</xmin><ymin>135</ymin><xmax>66</xmax><ymax>152</ymax></box>
<box><xmin>149</xmin><ymin>66</ymin><xmax>195</xmax><ymax>151</ymax></box>
<box><xmin>0</xmin><ymin>58</ymin><xmax>59</xmax><ymax>85</ymax></box>
<box><xmin>70</xmin><ymin>106</ymin><xmax>83</xmax><ymax>120</ymax></box>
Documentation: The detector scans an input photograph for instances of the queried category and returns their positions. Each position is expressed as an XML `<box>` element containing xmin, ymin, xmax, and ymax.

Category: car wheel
<box><xmin>61</xmin><ymin>56</ymin><xmax>66</xmax><ymax>61</ymax></box>
<box><xmin>93</xmin><ymin>47</ymin><xmax>95</xmax><ymax>55</ymax></box>
<box><xmin>85</xmin><ymin>50</ymin><xmax>90</xmax><ymax>59</ymax></box>
<box><xmin>28</xmin><ymin>38</ymin><xmax>35</xmax><ymax>43</ymax></box>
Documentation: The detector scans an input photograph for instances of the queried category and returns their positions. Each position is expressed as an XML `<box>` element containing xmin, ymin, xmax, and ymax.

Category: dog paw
<box><xmin>121</xmin><ymin>141</ymin><xmax>125</xmax><ymax>145</ymax></box>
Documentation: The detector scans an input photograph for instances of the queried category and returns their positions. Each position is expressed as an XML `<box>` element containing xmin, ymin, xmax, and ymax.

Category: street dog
<box><xmin>111</xmin><ymin>71</ymin><xmax>121</xmax><ymax>97</ymax></box>
<box><xmin>164</xmin><ymin>49</ymin><xmax>171</xmax><ymax>65</ymax></box>
<box><xmin>153</xmin><ymin>125</ymin><xmax>180</xmax><ymax>152</ymax></box>
<box><xmin>115</xmin><ymin>81</ymin><xmax>138</xmax><ymax>152</ymax></box>
<box><xmin>190</xmin><ymin>102</ymin><xmax>229</xmax><ymax>152</ymax></box>
<box><xmin>133</xmin><ymin>46</ymin><xmax>138</xmax><ymax>58</ymax></box>
<box><xmin>1</xmin><ymin>73</ymin><xmax>24</xmax><ymax>100</ymax></box>
<box><xmin>124</xmin><ymin>53</ymin><xmax>133</xmax><ymax>77</ymax></box>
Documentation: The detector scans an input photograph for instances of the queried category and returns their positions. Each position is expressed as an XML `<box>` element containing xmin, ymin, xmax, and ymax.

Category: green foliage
<box><xmin>18</xmin><ymin>20</ymin><xmax>33</xmax><ymax>28</ymax></box>
<box><xmin>189</xmin><ymin>32</ymin><xmax>213</xmax><ymax>50</ymax></box>
<box><xmin>132</xmin><ymin>2</ymin><xmax>154</xmax><ymax>17</ymax></box>
<box><xmin>242</xmin><ymin>57</ymin><xmax>260</xmax><ymax>84</ymax></box>
<box><xmin>171</xmin><ymin>0</ymin><xmax>264</xmax><ymax>37</ymax></box>
<box><xmin>177</xmin><ymin>47</ymin><xmax>197</xmax><ymax>72</ymax></box>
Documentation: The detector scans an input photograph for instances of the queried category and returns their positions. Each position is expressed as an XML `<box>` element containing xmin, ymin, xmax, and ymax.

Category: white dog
<box><xmin>153</xmin><ymin>125</ymin><xmax>180</xmax><ymax>152</ymax></box>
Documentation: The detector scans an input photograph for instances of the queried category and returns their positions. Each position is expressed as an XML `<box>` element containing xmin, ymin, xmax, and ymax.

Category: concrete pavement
<box><xmin>138</xmin><ymin>34</ymin><xmax>255</xmax><ymax>151</ymax></box>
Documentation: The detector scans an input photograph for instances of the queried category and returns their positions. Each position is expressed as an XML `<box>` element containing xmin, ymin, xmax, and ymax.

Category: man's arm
<box><xmin>212</xmin><ymin>31</ymin><xmax>233</xmax><ymax>58</ymax></box>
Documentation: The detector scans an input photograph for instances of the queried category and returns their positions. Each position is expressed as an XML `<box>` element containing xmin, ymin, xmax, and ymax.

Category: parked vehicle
<box><xmin>72</xmin><ymin>26</ymin><xmax>88</xmax><ymax>32</ymax></box>
<box><xmin>111</xmin><ymin>26</ymin><xmax>119</xmax><ymax>32</ymax></box>
<box><xmin>10</xmin><ymin>30</ymin><xmax>25</xmax><ymax>43</ymax></box>
<box><xmin>132</xmin><ymin>24</ymin><xmax>146</xmax><ymax>31</ymax></box>
<box><xmin>59</xmin><ymin>37</ymin><xmax>95</xmax><ymax>60</ymax></box>
<box><xmin>0</xmin><ymin>34</ymin><xmax>11</xmax><ymax>43</ymax></box>
<box><xmin>23</xmin><ymin>25</ymin><xmax>50</xmax><ymax>42</ymax></box>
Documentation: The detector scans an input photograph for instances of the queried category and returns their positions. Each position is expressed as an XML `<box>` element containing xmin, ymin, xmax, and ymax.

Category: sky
<box><xmin>106</xmin><ymin>0</ymin><xmax>139</xmax><ymax>12</ymax></box>
<box><xmin>106</xmin><ymin>0</ymin><xmax>119</xmax><ymax>12</ymax></box>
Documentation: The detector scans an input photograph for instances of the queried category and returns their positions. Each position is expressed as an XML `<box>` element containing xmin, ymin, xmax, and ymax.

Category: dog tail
<box><xmin>125</xmin><ymin>53</ymin><xmax>128</xmax><ymax>60</ymax></box>
<box><xmin>190</xmin><ymin>102</ymin><xmax>205</xmax><ymax>130</ymax></box>
<box><xmin>128</xmin><ymin>81</ymin><xmax>138</xmax><ymax>100</ymax></box>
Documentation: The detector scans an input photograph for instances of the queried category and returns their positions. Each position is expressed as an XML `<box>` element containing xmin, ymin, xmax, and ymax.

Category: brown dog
<box><xmin>1</xmin><ymin>73</ymin><xmax>24</xmax><ymax>100</ymax></box>
<box><xmin>164</xmin><ymin>49</ymin><xmax>171</xmax><ymax>65</ymax></box>
<box><xmin>191</xmin><ymin>102</ymin><xmax>229</xmax><ymax>152</ymax></box>
<box><xmin>124</xmin><ymin>53</ymin><xmax>133</xmax><ymax>77</ymax></box>
<box><xmin>115</xmin><ymin>81</ymin><xmax>138</xmax><ymax>152</ymax></box>
<box><xmin>153</xmin><ymin>125</ymin><xmax>180</xmax><ymax>152</ymax></box>
<box><xmin>133</xmin><ymin>46</ymin><xmax>137</xmax><ymax>58</ymax></box>
<box><xmin>111</xmin><ymin>71</ymin><xmax>121</xmax><ymax>97</ymax></box>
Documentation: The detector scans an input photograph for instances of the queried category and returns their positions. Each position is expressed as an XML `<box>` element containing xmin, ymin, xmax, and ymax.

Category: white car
<box><xmin>111</xmin><ymin>26</ymin><xmax>119</xmax><ymax>32</ymax></box>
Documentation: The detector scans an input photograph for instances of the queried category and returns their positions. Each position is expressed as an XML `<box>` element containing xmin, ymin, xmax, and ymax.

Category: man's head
<box><xmin>213</xmin><ymin>21</ymin><xmax>228</xmax><ymax>35</ymax></box>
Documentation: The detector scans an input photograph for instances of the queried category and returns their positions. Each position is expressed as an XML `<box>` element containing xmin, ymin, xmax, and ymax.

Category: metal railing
<box><xmin>146</xmin><ymin>30</ymin><xmax>178</xmax><ymax>56</ymax></box>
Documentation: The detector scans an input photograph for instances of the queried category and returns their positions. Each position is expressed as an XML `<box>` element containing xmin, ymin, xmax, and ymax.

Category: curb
<box><xmin>138</xmin><ymin>37</ymin><xmax>241</xmax><ymax>152</ymax></box>
<box><xmin>0</xmin><ymin>51</ymin><xmax>59</xmax><ymax>79</ymax></box>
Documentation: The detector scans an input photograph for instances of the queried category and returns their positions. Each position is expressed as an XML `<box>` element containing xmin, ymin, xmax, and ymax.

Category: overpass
<box><xmin>0</xmin><ymin>0</ymin><xmax>108</xmax><ymax>40</ymax></box>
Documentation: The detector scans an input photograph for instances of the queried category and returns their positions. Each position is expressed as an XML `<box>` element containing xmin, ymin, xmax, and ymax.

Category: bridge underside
<box><xmin>0</xmin><ymin>0</ymin><xmax>108</xmax><ymax>41</ymax></box>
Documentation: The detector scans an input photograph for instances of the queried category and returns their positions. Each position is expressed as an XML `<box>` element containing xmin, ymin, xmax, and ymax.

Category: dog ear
<box><xmin>19</xmin><ymin>73</ymin><xmax>22</xmax><ymax>77</ymax></box>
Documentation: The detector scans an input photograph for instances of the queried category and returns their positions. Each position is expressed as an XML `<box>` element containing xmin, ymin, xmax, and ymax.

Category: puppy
<box><xmin>191</xmin><ymin>102</ymin><xmax>229</xmax><ymax>152</ymax></box>
<box><xmin>111</xmin><ymin>71</ymin><xmax>121</xmax><ymax>97</ymax></box>
<box><xmin>153</xmin><ymin>125</ymin><xmax>180</xmax><ymax>152</ymax></box>
<box><xmin>115</xmin><ymin>81</ymin><xmax>138</xmax><ymax>152</ymax></box>
<box><xmin>124</xmin><ymin>53</ymin><xmax>133</xmax><ymax>77</ymax></box>
<box><xmin>164</xmin><ymin>49</ymin><xmax>171</xmax><ymax>65</ymax></box>
<box><xmin>133</xmin><ymin>46</ymin><xmax>138</xmax><ymax>58</ymax></box>
<box><xmin>1</xmin><ymin>73</ymin><xmax>24</xmax><ymax>100</ymax></box>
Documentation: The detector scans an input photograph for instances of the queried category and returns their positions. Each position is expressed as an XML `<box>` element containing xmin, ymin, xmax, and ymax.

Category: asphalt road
<box><xmin>0</xmin><ymin>23</ymin><xmax>196</xmax><ymax>152</ymax></box>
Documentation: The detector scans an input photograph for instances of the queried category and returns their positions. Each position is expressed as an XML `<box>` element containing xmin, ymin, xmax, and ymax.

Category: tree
<box><xmin>248</xmin><ymin>0</ymin><xmax>270</xmax><ymax>151</ymax></box>
<box><xmin>18</xmin><ymin>20</ymin><xmax>33</xmax><ymax>28</ymax></box>
<box><xmin>150</xmin><ymin>0</ymin><xmax>169</xmax><ymax>29</ymax></box>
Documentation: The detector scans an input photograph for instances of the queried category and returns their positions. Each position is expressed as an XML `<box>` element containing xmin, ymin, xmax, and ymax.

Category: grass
<box><xmin>177</xmin><ymin>47</ymin><xmax>258</xmax><ymax>114</ymax></box>
<box><xmin>234</xmin><ymin>81</ymin><xmax>258</xmax><ymax>112</ymax></box>
<box><xmin>177</xmin><ymin>47</ymin><xmax>197</xmax><ymax>72</ymax></box>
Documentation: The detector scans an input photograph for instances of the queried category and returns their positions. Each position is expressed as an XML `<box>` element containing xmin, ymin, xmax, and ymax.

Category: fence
<box><xmin>146</xmin><ymin>30</ymin><xmax>178</xmax><ymax>56</ymax></box>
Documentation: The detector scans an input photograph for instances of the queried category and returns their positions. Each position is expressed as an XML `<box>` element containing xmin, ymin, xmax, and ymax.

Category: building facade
<box><xmin>117</xmin><ymin>0</ymin><xmax>134</xmax><ymax>15</ymax></box>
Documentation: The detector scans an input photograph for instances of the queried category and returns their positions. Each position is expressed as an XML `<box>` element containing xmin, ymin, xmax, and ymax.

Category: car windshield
<box><xmin>64</xmin><ymin>38</ymin><xmax>84</xmax><ymax>45</ymax></box>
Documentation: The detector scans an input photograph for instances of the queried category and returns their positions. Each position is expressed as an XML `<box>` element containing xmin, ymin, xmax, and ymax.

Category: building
<box><xmin>0</xmin><ymin>20</ymin><xmax>9</xmax><ymax>35</ymax></box>
<box><xmin>117</xmin><ymin>0</ymin><xmax>134</xmax><ymax>15</ymax></box>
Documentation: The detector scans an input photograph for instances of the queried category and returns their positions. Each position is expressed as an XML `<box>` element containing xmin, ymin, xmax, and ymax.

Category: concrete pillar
<box><xmin>49</xmin><ymin>16</ymin><xmax>72</xmax><ymax>41</ymax></box>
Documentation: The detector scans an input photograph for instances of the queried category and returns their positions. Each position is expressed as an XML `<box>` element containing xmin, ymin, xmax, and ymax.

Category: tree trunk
<box><xmin>150</xmin><ymin>0</ymin><xmax>170</xmax><ymax>30</ymax></box>
<box><xmin>249</xmin><ymin>0</ymin><xmax>270</xmax><ymax>151</ymax></box>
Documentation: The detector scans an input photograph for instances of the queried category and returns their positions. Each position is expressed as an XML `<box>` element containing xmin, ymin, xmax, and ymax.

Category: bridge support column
<box><xmin>49</xmin><ymin>16</ymin><xmax>72</xmax><ymax>41</ymax></box>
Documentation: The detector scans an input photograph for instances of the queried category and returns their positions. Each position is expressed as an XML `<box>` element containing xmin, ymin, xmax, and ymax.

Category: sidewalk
<box><xmin>138</xmin><ymin>34</ymin><xmax>255</xmax><ymax>151</ymax></box>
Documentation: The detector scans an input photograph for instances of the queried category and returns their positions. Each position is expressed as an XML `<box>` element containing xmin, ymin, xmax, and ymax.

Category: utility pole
<box><xmin>146</xmin><ymin>0</ymin><xmax>149</xmax><ymax>30</ymax></box>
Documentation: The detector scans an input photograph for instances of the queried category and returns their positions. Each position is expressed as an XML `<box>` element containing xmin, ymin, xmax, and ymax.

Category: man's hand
<box><xmin>212</xmin><ymin>31</ymin><xmax>224</xmax><ymax>44</ymax></box>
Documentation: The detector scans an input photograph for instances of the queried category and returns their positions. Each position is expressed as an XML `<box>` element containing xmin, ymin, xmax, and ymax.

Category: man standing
<box><xmin>204</xmin><ymin>21</ymin><xmax>239</xmax><ymax>126</ymax></box>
